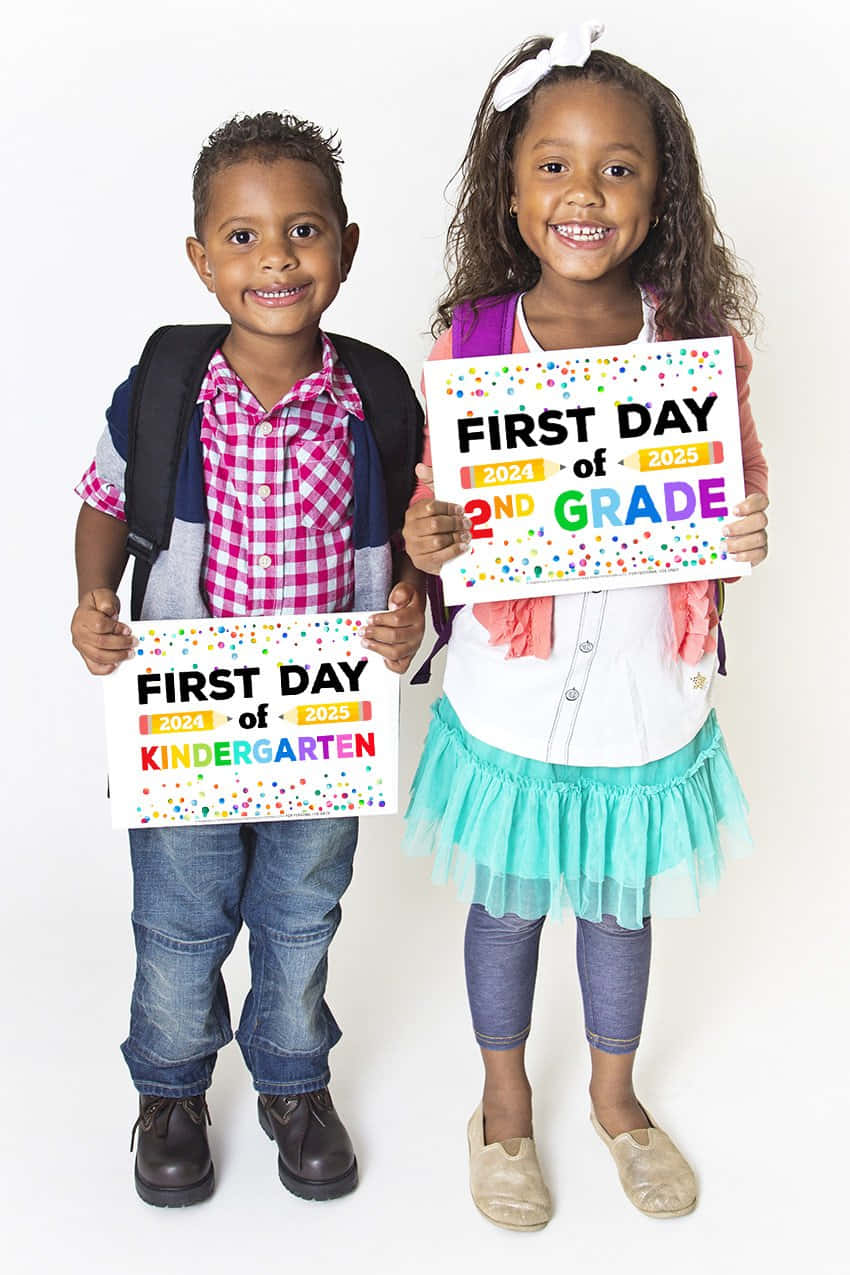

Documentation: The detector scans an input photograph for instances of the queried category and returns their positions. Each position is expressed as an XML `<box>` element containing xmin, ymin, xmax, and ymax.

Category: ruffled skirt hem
<box><xmin>403</xmin><ymin>697</ymin><xmax>752</xmax><ymax>928</ymax></box>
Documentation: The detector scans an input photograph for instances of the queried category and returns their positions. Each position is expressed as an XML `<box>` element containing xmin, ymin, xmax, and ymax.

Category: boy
<box><xmin>71</xmin><ymin>112</ymin><xmax>424</xmax><ymax>1207</ymax></box>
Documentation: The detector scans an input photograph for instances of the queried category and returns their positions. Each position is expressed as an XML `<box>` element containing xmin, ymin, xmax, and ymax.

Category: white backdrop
<box><xmin>2</xmin><ymin>2</ymin><xmax>848</xmax><ymax>1272</ymax></box>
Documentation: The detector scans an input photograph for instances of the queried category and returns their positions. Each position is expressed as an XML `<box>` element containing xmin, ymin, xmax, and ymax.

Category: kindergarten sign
<box><xmin>425</xmin><ymin>336</ymin><xmax>749</xmax><ymax>605</ymax></box>
<box><xmin>103</xmin><ymin>615</ymin><xmax>399</xmax><ymax>829</ymax></box>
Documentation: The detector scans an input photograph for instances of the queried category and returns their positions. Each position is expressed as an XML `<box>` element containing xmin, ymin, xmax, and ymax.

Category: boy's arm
<box><xmin>361</xmin><ymin>547</ymin><xmax>425</xmax><ymax>674</ymax></box>
<box><xmin>71</xmin><ymin>504</ymin><xmax>134</xmax><ymax>675</ymax></box>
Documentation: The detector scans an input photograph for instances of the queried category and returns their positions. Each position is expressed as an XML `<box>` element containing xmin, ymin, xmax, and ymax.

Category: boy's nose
<box><xmin>260</xmin><ymin>237</ymin><xmax>298</xmax><ymax>270</ymax></box>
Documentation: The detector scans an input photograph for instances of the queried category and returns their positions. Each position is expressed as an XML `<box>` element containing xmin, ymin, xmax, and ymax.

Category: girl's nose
<box><xmin>565</xmin><ymin>170</ymin><xmax>603</xmax><ymax>207</ymax></box>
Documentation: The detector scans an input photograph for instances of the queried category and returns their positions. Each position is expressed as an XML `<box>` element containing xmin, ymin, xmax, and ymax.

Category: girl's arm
<box><xmin>403</xmin><ymin>327</ymin><xmax>469</xmax><ymax>573</ymax></box>
<box><xmin>723</xmin><ymin>333</ymin><xmax>769</xmax><ymax>570</ymax></box>
<box><xmin>734</xmin><ymin>334</ymin><xmax>768</xmax><ymax>498</ymax></box>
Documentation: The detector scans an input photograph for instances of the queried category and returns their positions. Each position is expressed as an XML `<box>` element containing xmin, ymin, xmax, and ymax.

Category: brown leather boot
<box><xmin>258</xmin><ymin>1089</ymin><xmax>358</xmax><ymax>1200</ymax></box>
<box><xmin>131</xmin><ymin>1095</ymin><xmax>214</xmax><ymax>1207</ymax></box>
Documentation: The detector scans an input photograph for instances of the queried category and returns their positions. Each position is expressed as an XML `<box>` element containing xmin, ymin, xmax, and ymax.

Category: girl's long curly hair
<box><xmin>435</xmin><ymin>38</ymin><xmax>757</xmax><ymax>340</ymax></box>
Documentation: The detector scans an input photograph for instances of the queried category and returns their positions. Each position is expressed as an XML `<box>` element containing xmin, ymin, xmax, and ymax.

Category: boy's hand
<box><xmin>71</xmin><ymin>589</ymin><xmax>134</xmax><ymax>675</ymax></box>
<box><xmin>362</xmin><ymin>581</ymin><xmax>425</xmax><ymax>674</ymax></box>
<box><xmin>403</xmin><ymin>463</ymin><xmax>470</xmax><ymax>574</ymax></box>
<box><xmin>724</xmin><ymin>493</ymin><xmax>769</xmax><ymax>568</ymax></box>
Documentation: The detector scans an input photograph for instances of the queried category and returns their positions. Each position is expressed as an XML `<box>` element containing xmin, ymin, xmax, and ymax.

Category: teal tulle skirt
<box><xmin>404</xmin><ymin>696</ymin><xmax>752</xmax><ymax>929</ymax></box>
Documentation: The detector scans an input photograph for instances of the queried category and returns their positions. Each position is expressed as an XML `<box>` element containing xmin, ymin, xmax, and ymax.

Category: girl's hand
<box><xmin>724</xmin><ymin>492</ymin><xmax>769</xmax><ymax>567</ymax></box>
<box><xmin>403</xmin><ymin>464</ymin><xmax>470</xmax><ymax>573</ymax></box>
<box><xmin>362</xmin><ymin>581</ymin><xmax>426</xmax><ymax>673</ymax></box>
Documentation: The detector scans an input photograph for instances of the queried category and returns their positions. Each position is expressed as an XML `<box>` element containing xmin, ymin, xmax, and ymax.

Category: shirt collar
<box><xmin>199</xmin><ymin>333</ymin><xmax>364</xmax><ymax>420</ymax></box>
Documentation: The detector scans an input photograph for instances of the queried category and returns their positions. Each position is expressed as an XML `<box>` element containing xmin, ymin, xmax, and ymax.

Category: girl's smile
<box><xmin>549</xmin><ymin>220</ymin><xmax>616</xmax><ymax>248</ymax></box>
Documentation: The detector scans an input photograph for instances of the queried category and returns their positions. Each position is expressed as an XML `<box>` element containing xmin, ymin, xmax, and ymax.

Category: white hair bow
<box><xmin>492</xmin><ymin>23</ymin><xmax>605</xmax><ymax>112</ymax></box>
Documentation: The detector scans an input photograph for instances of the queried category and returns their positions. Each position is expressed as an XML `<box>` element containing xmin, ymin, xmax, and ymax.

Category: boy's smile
<box><xmin>511</xmin><ymin>79</ymin><xmax>659</xmax><ymax>296</ymax></box>
<box><xmin>187</xmin><ymin>157</ymin><xmax>358</xmax><ymax>354</ymax></box>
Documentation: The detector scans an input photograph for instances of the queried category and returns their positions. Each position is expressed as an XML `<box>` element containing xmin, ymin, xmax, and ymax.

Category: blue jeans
<box><xmin>122</xmin><ymin>817</ymin><xmax>358</xmax><ymax>1097</ymax></box>
<box><xmin>465</xmin><ymin>905</ymin><xmax>652</xmax><ymax>1056</ymax></box>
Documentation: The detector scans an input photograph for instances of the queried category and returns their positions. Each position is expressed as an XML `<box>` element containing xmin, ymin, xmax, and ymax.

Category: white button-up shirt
<box><xmin>443</xmin><ymin>297</ymin><xmax>716</xmax><ymax>766</ymax></box>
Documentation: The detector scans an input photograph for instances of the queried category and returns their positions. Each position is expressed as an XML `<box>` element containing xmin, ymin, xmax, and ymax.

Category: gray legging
<box><xmin>464</xmin><ymin>905</ymin><xmax>651</xmax><ymax>1055</ymax></box>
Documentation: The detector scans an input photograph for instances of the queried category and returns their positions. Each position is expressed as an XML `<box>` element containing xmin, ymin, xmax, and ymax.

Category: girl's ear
<box><xmin>186</xmin><ymin>237</ymin><xmax>215</xmax><ymax>292</ymax></box>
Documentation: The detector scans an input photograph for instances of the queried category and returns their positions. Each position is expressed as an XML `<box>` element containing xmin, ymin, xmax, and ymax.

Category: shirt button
<box><xmin>257</xmin><ymin>484</ymin><xmax>271</xmax><ymax>499</ymax></box>
<box><xmin>565</xmin><ymin>688</ymin><xmax>580</xmax><ymax>702</ymax></box>
<box><xmin>579</xmin><ymin>641</ymin><xmax>594</xmax><ymax>653</ymax></box>
<box><xmin>258</xmin><ymin>422</ymin><xmax>273</xmax><ymax>436</ymax></box>
<box><xmin>258</xmin><ymin>554</ymin><xmax>272</xmax><ymax>569</ymax></box>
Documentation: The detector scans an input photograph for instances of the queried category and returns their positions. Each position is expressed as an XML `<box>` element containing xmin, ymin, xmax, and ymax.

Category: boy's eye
<box><xmin>291</xmin><ymin>224</ymin><xmax>318</xmax><ymax>239</ymax></box>
<box><xmin>228</xmin><ymin>229</ymin><xmax>255</xmax><ymax>245</ymax></box>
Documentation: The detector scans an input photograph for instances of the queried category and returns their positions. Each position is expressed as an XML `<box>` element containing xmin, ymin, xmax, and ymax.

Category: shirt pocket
<box><xmin>294</xmin><ymin>437</ymin><xmax>353</xmax><ymax>532</ymax></box>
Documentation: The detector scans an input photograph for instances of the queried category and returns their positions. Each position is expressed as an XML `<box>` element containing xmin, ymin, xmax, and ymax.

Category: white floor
<box><xmin>3</xmin><ymin>686</ymin><xmax>846</xmax><ymax>1275</ymax></box>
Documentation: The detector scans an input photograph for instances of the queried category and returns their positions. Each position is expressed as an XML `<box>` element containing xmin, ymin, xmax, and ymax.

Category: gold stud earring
<box><xmin>509</xmin><ymin>205</ymin><xmax>518</xmax><ymax>218</ymax></box>
<box><xmin>650</xmin><ymin>215</ymin><xmax>660</xmax><ymax>228</ymax></box>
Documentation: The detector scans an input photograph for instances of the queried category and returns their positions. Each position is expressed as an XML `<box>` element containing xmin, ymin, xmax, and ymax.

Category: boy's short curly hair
<box><xmin>192</xmin><ymin>111</ymin><xmax>348</xmax><ymax>238</ymax></box>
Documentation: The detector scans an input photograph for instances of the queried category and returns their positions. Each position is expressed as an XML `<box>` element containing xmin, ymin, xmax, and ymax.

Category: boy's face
<box><xmin>187</xmin><ymin>157</ymin><xmax>358</xmax><ymax>343</ymax></box>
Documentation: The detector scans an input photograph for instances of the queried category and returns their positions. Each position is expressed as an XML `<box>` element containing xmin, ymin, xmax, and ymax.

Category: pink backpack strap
<box><xmin>452</xmin><ymin>294</ymin><xmax>519</xmax><ymax>358</ymax></box>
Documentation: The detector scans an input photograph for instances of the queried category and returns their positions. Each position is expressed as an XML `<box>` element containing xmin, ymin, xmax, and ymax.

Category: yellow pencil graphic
<box><xmin>280</xmin><ymin>701</ymin><xmax>373</xmax><ymax>726</ymax></box>
<box><xmin>618</xmin><ymin>441</ymin><xmax>724</xmax><ymax>472</ymax></box>
<box><xmin>139</xmin><ymin>711</ymin><xmax>231</xmax><ymax>735</ymax></box>
<box><xmin>460</xmin><ymin>458</ymin><xmax>564</xmax><ymax>489</ymax></box>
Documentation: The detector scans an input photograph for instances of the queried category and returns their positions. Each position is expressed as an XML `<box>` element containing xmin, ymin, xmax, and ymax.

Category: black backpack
<box><xmin>124</xmin><ymin>325</ymin><xmax>423</xmax><ymax>620</ymax></box>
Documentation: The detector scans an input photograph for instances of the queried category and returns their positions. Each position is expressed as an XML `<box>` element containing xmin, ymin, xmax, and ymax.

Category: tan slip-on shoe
<box><xmin>590</xmin><ymin>1104</ymin><xmax>697</xmax><ymax>1218</ymax></box>
<box><xmin>467</xmin><ymin>1103</ymin><xmax>552</xmax><ymax>1232</ymax></box>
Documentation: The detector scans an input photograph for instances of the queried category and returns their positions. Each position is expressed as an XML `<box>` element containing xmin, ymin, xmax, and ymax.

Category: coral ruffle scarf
<box><xmin>472</xmin><ymin>581</ymin><xmax>718</xmax><ymax>663</ymax></box>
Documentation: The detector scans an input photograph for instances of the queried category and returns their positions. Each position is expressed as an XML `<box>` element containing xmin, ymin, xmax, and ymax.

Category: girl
<box><xmin>403</xmin><ymin>26</ymin><xmax>768</xmax><ymax>1231</ymax></box>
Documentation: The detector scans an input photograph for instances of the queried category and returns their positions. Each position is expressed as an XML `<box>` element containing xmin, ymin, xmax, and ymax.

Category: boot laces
<box><xmin>130</xmin><ymin>1095</ymin><xmax>211</xmax><ymax>1151</ymax></box>
<box><xmin>263</xmin><ymin>1089</ymin><xmax>332</xmax><ymax>1129</ymax></box>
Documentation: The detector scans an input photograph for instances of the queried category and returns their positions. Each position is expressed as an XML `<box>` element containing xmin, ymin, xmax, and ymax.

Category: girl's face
<box><xmin>511</xmin><ymin>79</ymin><xmax>659</xmax><ymax>292</ymax></box>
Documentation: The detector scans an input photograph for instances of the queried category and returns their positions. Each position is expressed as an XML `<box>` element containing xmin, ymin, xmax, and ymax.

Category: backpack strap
<box><xmin>126</xmin><ymin>323</ymin><xmax>229</xmax><ymax>619</ymax></box>
<box><xmin>715</xmin><ymin>579</ymin><xmax>726</xmax><ymax>675</ymax></box>
<box><xmin>328</xmin><ymin>333</ymin><xmax>423</xmax><ymax>537</ymax></box>
<box><xmin>451</xmin><ymin>293</ymin><xmax>519</xmax><ymax>358</ymax></box>
<box><xmin>412</xmin><ymin>295</ymin><xmax>519</xmax><ymax>684</ymax></box>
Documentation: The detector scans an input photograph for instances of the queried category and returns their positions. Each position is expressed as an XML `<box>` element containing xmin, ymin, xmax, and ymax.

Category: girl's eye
<box><xmin>605</xmin><ymin>165</ymin><xmax>633</xmax><ymax>178</ymax></box>
<box><xmin>540</xmin><ymin>162</ymin><xmax>566</xmax><ymax>174</ymax></box>
<box><xmin>228</xmin><ymin>229</ymin><xmax>255</xmax><ymax>245</ymax></box>
<box><xmin>291</xmin><ymin>224</ymin><xmax>318</xmax><ymax>239</ymax></box>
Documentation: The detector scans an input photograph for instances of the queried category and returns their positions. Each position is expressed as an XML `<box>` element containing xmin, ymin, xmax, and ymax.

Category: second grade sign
<box><xmin>424</xmin><ymin>335</ymin><xmax>749</xmax><ymax>605</ymax></box>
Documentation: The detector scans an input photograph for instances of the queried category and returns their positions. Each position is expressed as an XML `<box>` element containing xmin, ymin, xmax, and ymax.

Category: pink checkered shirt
<box><xmin>76</xmin><ymin>334</ymin><xmax>364</xmax><ymax>617</ymax></box>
